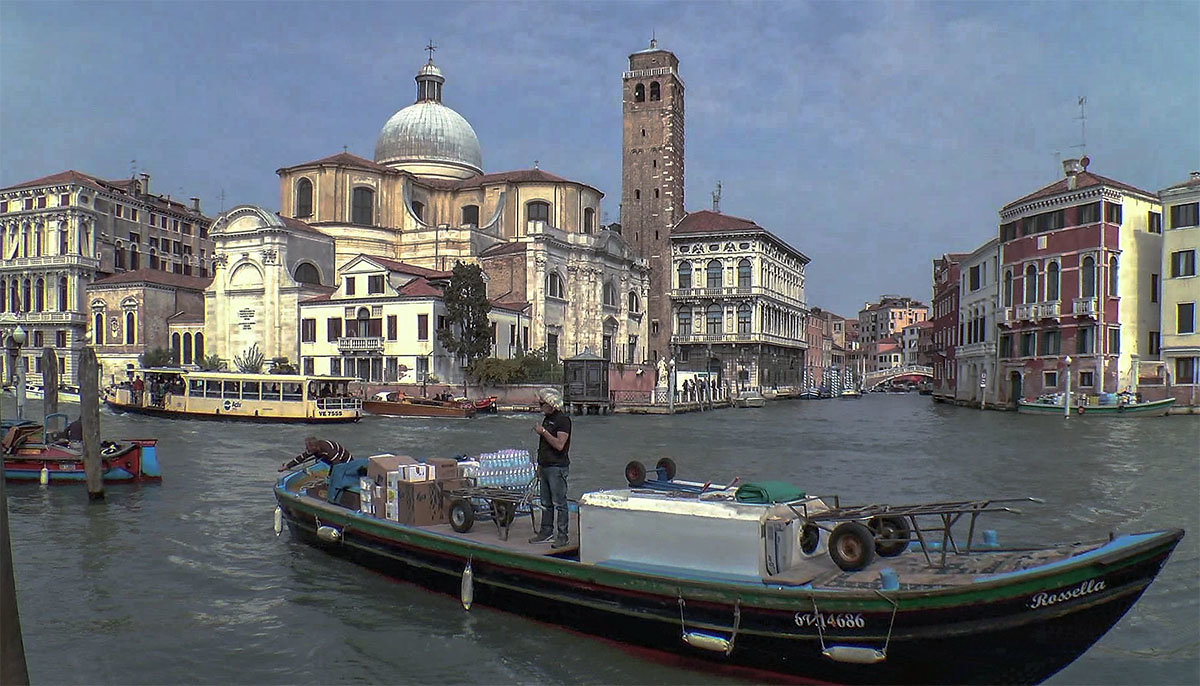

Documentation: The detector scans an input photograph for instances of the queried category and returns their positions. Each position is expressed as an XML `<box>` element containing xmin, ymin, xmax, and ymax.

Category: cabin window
<box><xmin>282</xmin><ymin>382</ymin><xmax>303</xmax><ymax>402</ymax></box>
<box><xmin>205</xmin><ymin>380</ymin><xmax>222</xmax><ymax>398</ymax></box>
<box><xmin>242</xmin><ymin>381</ymin><xmax>260</xmax><ymax>400</ymax></box>
<box><xmin>220</xmin><ymin>381</ymin><xmax>238</xmax><ymax>398</ymax></box>
<box><xmin>262</xmin><ymin>382</ymin><xmax>282</xmax><ymax>401</ymax></box>
<box><xmin>189</xmin><ymin>380</ymin><xmax>204</xmax><ymax>397</ymax></box>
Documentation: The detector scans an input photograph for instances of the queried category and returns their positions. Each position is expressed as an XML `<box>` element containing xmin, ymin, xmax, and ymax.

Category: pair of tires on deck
<box><xmin>448</xmin><ymin>498</ymin><xmax>515</xmax><ymax>534</ymax></box>
<box><xmin>829</xmin><ymin>516</ymin><xmax>910</xmax><ymax>572</ymax></box>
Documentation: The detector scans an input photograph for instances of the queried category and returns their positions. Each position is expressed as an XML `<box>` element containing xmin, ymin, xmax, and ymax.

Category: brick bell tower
<box><xmin>621</xmin><ymin>38</ymin><xmax>685</xmax><ymax>362</ymax></box>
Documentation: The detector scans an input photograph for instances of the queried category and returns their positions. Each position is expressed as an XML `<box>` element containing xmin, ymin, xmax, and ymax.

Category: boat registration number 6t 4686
<box><xmin>794</xmin><ymin>612</ymin><xmax>866</xmax><ymax>629</ymax></box>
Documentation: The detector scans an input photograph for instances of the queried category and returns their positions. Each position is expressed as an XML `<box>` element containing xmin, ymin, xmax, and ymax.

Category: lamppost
<box><xmin>1063</xmin><ymin>355</ymin><xmax>1073</xmax><ymax>418</ymax></box>
<box><xmin>10</xmin><ymin>325</ymin><xmax>27</xmax><ymax>420</ymax></box>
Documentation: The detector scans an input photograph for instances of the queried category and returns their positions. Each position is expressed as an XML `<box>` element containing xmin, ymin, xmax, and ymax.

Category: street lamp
<box><xmin>1063</xmin><ymin>355</ymin><xmax>1073</xmax><ymax>418</ymax></box>
<box><xmin>11</xmin><ymin>325</ymin><xmax>27</xmax><ymax>420</ymax></box>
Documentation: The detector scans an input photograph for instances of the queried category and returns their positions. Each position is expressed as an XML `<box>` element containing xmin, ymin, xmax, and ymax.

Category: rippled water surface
<box><xmin>5</xmin><ymin>395</ymin><xmax>1198</xmax><ymax>685</ymax></box>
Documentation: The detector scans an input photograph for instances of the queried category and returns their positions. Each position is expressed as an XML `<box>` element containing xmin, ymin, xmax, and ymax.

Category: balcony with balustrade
<box><xmin>336</xmin><ymin>336</ymin><xmax>384</xmax><ymax>353</ymax></box>
<box><xmin>0</xmin><ymin>254</ymin><xmax>100</xmax><ymax>272</ymax></box>
<box><xmin>670</xmin><ymin>285</ymin><xmax>806</xmax><ymax>309</ymax></box>
<box><xmin>1037</xmin><ymin>301</ymin><xmax>1061</xmax><ymax>320</ymax></box>
<box><xmin>670</xmin><ymin>330</ymin><xmax>807</xmax><ymax>349</ymax></box>
<box><xmin>0</xmin><ymin>311</ymin><xmax>88</xmax><ymax>326</ymax></box>
<box><xmin>998</xmin><ymin>307</ymin><xmax>1018</xmax><ymax>326</ymax></box>
<box><xmin>1015</xmin><ymin>304</ymin><xmax>1037</xmax><ymax>321</ymax></box>
<box><xmin>1072</xmin><ymin>298</ymin><xmax>1098</xmax><ymax>317</ymax></box>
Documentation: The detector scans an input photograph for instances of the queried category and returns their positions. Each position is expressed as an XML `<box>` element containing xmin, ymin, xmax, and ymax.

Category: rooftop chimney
<box><xmin>1062</xmin><ymin>158</ymin><xmax>1082</xmax><ymax>190</ymax></box>
<box><xmin>139</xmin><ymin>172</ymin><xmax>150</xmax><ymax>196</ymax></box>
<box><xmin>190</xmin><ymin>197</ymin><xmax>201</xmax><ymax>212</ymax></box>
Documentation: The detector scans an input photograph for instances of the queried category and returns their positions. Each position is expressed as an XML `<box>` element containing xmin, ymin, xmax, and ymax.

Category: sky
<box><xmin>2</xmin><ymin>1</ymin><xmax>1197</xmax><ymax>317</ymax></box>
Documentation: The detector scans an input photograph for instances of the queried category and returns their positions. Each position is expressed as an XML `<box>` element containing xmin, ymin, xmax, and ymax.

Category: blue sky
<box><xmin>2</xmin><ymin>1</ymin><xmax>1197</xmax><ymax>317</ymax></box>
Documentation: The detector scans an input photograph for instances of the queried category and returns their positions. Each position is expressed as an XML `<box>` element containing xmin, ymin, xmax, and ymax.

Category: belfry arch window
<box><xmin>352</xmin><ymin>187</ymin><xmax>374</xmax><ymax>225</ymax></box>
<box><xmin>677</xmin><ymin>262</ymin><xmax>692</xmax><ymax>289</ymax></box>
<box><xmin>293</xmin><ymin>262</ymin><xmax>320</xmax><ymax>285</ymax></box>
<box><xmin>1024</xmin><ymin>264</ymin><xmax>1038</xmax><ymax>304</ymax></box>
<box><xmin>634</xmin><ymin>83</ymin><xmax>645</xmax><ymax>102</ymax></box>
<box><xmin>296</xmin><ymin>178</ymin><xmax>313</xmax><ymax>218</ymax></box>
<box><xmin>583</xmin><ymin>208</ymin><xmax>595</xmax><ymax>233</ymax></box>
<box><xmin>527</xmin><ymin>201</ymin><xmax>550</xmax><ymax>225</ymax></box>
<box><xmin>650</xmin><ymin>81</ymin><xmax>661</xmax><ymax>101</ymax></box>
<box><xmin>546</xmin><ymin>271</ymin><xmax>564</xmax><ymax>299</ymax></box>
<box><xmin>706</xmin><ymin>259</ymin><xmax>723</xmax><ymax>288</ymax></box>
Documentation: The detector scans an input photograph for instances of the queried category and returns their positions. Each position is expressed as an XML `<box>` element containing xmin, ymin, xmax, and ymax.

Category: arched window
<box><xmin>293</xmin><ymin>262</ymin><xmax>321</xmax><ymax>285</ymax></box>
<box><xmin>461</xmin><ymin>204</ymin><xmax>479</xmax><ymax>226</ymax></box>
<box><xmin>410</xmin><ymin>200</ymin><xmax>424</xmax><ymax>222</ymax></box>
<box><xmin>295</xmin><ymin>178</ymin><xmax>313</xmax><ymax>218</ymax></box>
<box><xmin>1081</xmin><ymin>256</ymin><xmax>1096</xmax><ymax>297</ymax></box>
<box><xmin>352</xmin><ymin>187</ymin><xmax>374</xmax><ymax>225</ymax></box>
<box><xmin>194</xmin><ymin>332</ymin><xmax>205</xmax><ymax>362</ymax></box>
<box><xmin>527</xmin><ymin>201</ymin><xmax>550</xmax><ymax>225</ymax></box>
<box><xmin>634</xmin><ymin>83</ymin><xmax>645</xmax><ymax>102</ymax></box>
<box><xmin>738</xmin><ymin>259</ymin><xmax>752</xmax><ymax>288</ymax></box>
<box><xmin>603</xmin><ymin>282</ymin><xmax>618</xmax><ymax>307</ymax></box>
<box><xmin>650</xmin><ymin>81</ymin><xmax>661</xmax><ymax>101</ymax></box>
<box><xmin>1024</xmin><ymin>264</ymin><xmax>1038</xmax><ymax>304</ymax></box>
<box><xmin>627</xmin><ymin>291</ymin><xmax>640</xmax><ymax>313</ymax></box>
<box><xmin>58</xmin><ymin>277</ymin><xmax>68</xmax><ymax>311</ymax></box>
<box><xmin>706</xmin><ymin>304</ymin><xmax>723</xmax><ymax>334</ymax></box>
<box><xmin>171</xmin><ymin>333</ymin><xmax>181</xmax><ymax>363</ymax></box>
<box><xmin>149</xmin><ymin>249</ymin><xmax>159</xmax><ymax>271</ymax></box>
<box><xmin>0</xmin><ymin>279</ymin><xmax>5</xmax><ymax>313</ymax></box>
<box><xmin>583</xmin><ymin>207</ymin><xmax>595</xmax><ymax>233</ymax></box>
<box><xmin>183</xmin><ymin>333</ymin><xmax>193</xmax><ymax>365</ymax></box>
<box><xmin>1003</xmin><ymin>270</ymin><xmax>1013</xmax><ymax>307</ymax></box>
<box><xmin>738</xmin><ymin>304</ymin><xmax>752</xmax><ymax>333</ymax></box>
<box><xmin>546</xmin><ymin>272</ymin><xmax>564</xmax><ymax>299</ymax></box>
<box><xmin>706</xmin><ymin>259</ymin><xmax>723</xmax><ymax>288</ymax></box>
<box><xmin>33</xmin><ymin>278</ymin><xmax>44</xmax><ymax>312</ymax></box>
<box><xmin>93</xmin><ymin>312</ymin><xmax>104</xmax><ymax>346</ymax></box>
<box><xmin>125</xmin><ymin>312</ymin><xmax>136</xmax><ymax>344</ymax></box>
<box><xmin>1108</xmin><ymin>256</ymin><xmax>1118</xmax><ymax>297</ymax></box>
<box><xmin>129</xmin><ymin>245</ymin><xmax>139</xmax><ymax>270</ymax></box>
<box><xmin>677</xmin><ymin>307</ymin><xmax>692</xmax><ymax>335</ymax></box>
<box><xmin>1046</xmin><ymin>262</ymin><xmax>1060</xmax><ymax>301</ymax></box>
<box><xmin>8</xmin><ymin>280</ymin><xmax>17</xmax><ymax>312</ymax></box>
<box><xmin>677</xmin><ymin>262</ymin><xmax>692</xmax><ymax>289</ymax></box>
<box><xmin>22</xmin><ymin>279</ymin><xmax>31</xmax><ymax>313</ymax></box>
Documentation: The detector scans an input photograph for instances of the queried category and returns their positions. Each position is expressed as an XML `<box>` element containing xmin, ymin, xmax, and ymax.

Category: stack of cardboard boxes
<box><xmin>359</xmin><ymin>455</ymin><xmax>469</xmax><ymax>526</ymax></box>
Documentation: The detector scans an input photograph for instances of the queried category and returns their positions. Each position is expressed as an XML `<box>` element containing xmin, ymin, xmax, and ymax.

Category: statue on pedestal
<box><xmin>656</xmin><ymin>358</ymin><xmax>668</xmax><ymax>388</ymax></box>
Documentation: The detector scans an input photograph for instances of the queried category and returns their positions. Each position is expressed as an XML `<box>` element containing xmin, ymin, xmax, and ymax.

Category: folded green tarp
<box><xmin>734</xmin><ymin>481</ymin><xmax>805</xmax><ymax>504</ymax></box>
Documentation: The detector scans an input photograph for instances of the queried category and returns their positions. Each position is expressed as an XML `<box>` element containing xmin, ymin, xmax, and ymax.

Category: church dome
<box><xmin>374</xmin><ymin>58</ymin><xmax>483</xmax><ymax>179</ymax></box>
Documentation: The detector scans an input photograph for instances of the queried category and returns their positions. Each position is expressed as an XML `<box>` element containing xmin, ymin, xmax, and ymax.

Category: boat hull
<box><xmin>1017</xmin><ymin>398</ymin><xmax>1175</xmax><ymax>416</ymax></box>
<box><xmin>275</xmin><ymin>483</ymin><xmax>1181</xmax><ymax>685</ymax></box>
<box><xmin>5</xmin><ymin>439</ymin><xmax>161</xmax><ymax>483</ymax></box>
<box><xmin>363</xmin><ymin>399</ymin><xmax>476</xmax><ymax>418</ymax></box>
<box><xmin>104</xmin><ymin>399</ymin><xmax>360</xmax><ymax>423</ymax></box>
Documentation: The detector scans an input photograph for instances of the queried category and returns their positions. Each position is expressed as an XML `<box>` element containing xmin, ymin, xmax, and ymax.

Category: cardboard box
<box><xmin>359</xmin><ymin>477</ymin><xmax>374</xmax><ymax>514</ymax></box>
<box><xmin>385</xmin><ymin>477</ymin><xmax>469</xmax><ymax>526</ymax></box>
<box><xmin>425</xmin><ymin>457</ymin><xmax>460</xmax><ymax>480</ymax></box>
<box><xmin>401</xmin><ymin>464</ymin><xmax>432</xmax><ymax>482</ymax></box>
<box><xmin>368</xmin><ymin>455</ymin><xmax>417</xmax><ymax>484</ymax></box>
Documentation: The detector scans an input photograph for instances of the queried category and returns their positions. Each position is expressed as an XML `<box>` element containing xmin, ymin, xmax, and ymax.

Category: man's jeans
<box><xmin>537</xmin><ymin>465</ymin><xmax>569</xmax><ymax>539</ymax></box>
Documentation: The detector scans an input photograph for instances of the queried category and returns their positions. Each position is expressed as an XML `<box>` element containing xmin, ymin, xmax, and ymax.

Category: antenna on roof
<box><xmin>1071</xmin><ymin>96</ymin><xmax>1087</xmax><ymax>158</ymax></box>
<box><xmin>533</xmin><ymin>159</ymin><xmax>539</xmax><ymax>169</ymax></box>
<box><xmin>219</xmin><ymin>188</ymin><xmax>226</xmax><ymax>213</ymax></box>
<box><xmin>650</xmin><ymin>30</ymin><xmax>657</xmax><ymax>49</ymax></box>
<box><xmin>130</xmin><ymin>159</ymin><xmax>137</xmax><ymax>177</ymax></box>
<box><xmin>711</xmin><ymin>180</ymin><xmax>722</xmax><ymax>212</ymax></box>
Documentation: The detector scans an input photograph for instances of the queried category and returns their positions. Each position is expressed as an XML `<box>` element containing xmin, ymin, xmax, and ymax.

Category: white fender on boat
<box><xmin>273</xmin><ymin>507</ymin><xmax>282</xmax><ymax>535</ymax></box>
<box><xmin>461</xmin><ymin>560</ymin><xmax>474</xmax><ymax>611</ymax></box>
<box><xmin>316</xmin><ymin>525</ymin><xmax>341</xmax><ymax>543</ymax></box>
<box><xmin>39</xmin><ymin>466</ymin><xmax>49</xmax><ymax>486</ymax></box>
<box><xmin>682</xmin><ymin>632</ymin><xmax>732</xmax><ymax>653</ymax></box>
<box><xmin>822</xmin><ymin>646</ymin><xmax>887</xmax><ymax>664</ymax></box>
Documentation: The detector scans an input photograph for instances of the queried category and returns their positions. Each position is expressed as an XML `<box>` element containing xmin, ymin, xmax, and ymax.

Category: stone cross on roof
<box><xmin>426</xmin><ymin>39</ymin><xmax>437</xmax><ymax>63</ymax></box>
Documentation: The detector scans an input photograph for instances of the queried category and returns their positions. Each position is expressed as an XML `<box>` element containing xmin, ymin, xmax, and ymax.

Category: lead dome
<box><xmin>373</xmin><ymin>58</ymin><xmax>483</xmax><ymax>180</ymax></box>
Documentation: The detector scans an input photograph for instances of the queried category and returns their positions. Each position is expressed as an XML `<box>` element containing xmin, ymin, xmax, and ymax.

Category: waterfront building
<box><xmin>869</xmin><ymin>336</ymin><xmax>903</xmax><ymax>373</ymax></box>
<box><xmin>669</xmin><ymin>210</ymin><xmax>809</xmax><ymax>390</ymax></box>
<box><xmin>1158</xmin><ymin>171</ymin><xmax>1200</xmax><ymax>407</ymax></box>
<box><xmin>901</xmin><ymin>320</ymin><xmax>927</xmax><ymax>367</ymax></box>
<box><xmin>955</xmin><ymin>238</ymin><xmax>1001</xmax><ymax>406</ymax></box>
<box><xmin>297</xmin><ymin>255</ymin><xmax>530</xmax><ymax>384</ymax></box>
<box><xmin>620</xmin><ymin>39</ymin><xmax>686</xmax><ymax>362</ymax></box>
<box><xmin>857</xmin><ymin>295</ymin><xmax>929</xmax><ymax>346</ymax></box>
<box><xmin>203</xmin><ymin>205</ymin><xmax>336</xmax><ymax>369</ymax></box>
<box><xmin>0</xmin><ymin>170</ymin><xmax>212</xmax><ymax>386</ymax></box>
<box><xmin>273</xmin><ymin>54</ymin><xmax>647</xmax><ymax>363</ymax></box>
<box><xmin>807</xmin><ymin>307</ymin><xmax>849</xmax><ymax>388</ymax></box>
<box><xmin>930</xmin><ymin>255</ymin><xmax>964</xmax><ymax>400</ymax></box>
<box><xmin>803</xmin><ymin>310</ymin><xmax>830</xmax><ymax>390</ymax></box>
<box><xmin>87</xmin><ymin>269</ymin><xmax>210</xmax><ymax>383</ymax></box>
<box><xmin>996</xmin><ymin>158</ymin><xmax>1162</xmax><ymax>403</ymax></box>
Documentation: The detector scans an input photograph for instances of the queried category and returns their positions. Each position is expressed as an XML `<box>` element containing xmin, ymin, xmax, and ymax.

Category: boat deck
<box><xmin>420</xmin><ymin>512</ymin><xmax>581</xmax><ymax>557</ymax></box>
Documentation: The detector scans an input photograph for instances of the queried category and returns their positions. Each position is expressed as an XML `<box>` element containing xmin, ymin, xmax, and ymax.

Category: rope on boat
<box><xmin>678</xmin><ymin>594</ymin><xmax>741</xmax><ymax>656</ymax></box>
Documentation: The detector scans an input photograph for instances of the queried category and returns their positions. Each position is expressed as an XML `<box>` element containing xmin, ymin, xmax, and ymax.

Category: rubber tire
<box><xmin>625</xmin><ymin>460</ymin><xmax>647</xmax><ymax>487</ymax></box>
<box><xmin>870</xmin><ymin>515</ymin><xmax>911</xmax><ymax>557</ymax></box>
<box><xmin>655</xmin><ymin>457</ymin><xmax>677</xmax><ymax>481</ymax></box>
<box><xmin>829</xmin><ymin>522</ymin><xmax>877</xmax><ymax>572</ymax></box>
<box><xmin>800</xmin><ymin>524</ymin><xmax>821</xmax><ymax>555</ymax></box>
<box><xmin>492</xmin><ymin>500</ymin><xmax>515</xmax><ymax>527</ymax></box>
<box><xmin>449</xmin><ymin>499</ymin><xmax>475</xmax><ymax>533</ymax></box>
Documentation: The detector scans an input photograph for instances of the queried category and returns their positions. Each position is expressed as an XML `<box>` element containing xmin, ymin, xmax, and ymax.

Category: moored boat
<box><xmin>102</xmin><ymin>368</ymin><xmax>361</xmax><ymax>423</ymax></box>
<box><xmin>733</xmin><ymin>391</ymin><xmax>766</xmax><ymax>408</ymax></box>
<box><xmin>363</xmin><ymin>391</ymin><xmax>476</xmax><ymax>418</ymax></box>
<box><xmin>3</xmin><ymin>414</ymin><xmax>161</xmax><ymax>483</ymax></box>
<box><xmin>274</xmin><ymin>457</ymin><xmax>1182</xmax><ymax>685</ymax></box>
<box><xmin>1018</xmin><ymin>394</ymin><xmax>1174</xmax><ymax>416</ymax></box>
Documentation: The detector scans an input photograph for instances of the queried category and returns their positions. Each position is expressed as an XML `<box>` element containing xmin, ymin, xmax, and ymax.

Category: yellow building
<box><xmin>1159</xmin><ymin>172</ymin><xmax>1200</xmax><ymax>404</ymax></box>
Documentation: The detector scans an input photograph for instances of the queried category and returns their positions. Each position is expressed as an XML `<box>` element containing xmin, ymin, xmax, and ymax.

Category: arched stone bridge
<box><xmin>862</xmin><ymin>365</ymin><xmax>933</xmax><ymax>389</ymax></box>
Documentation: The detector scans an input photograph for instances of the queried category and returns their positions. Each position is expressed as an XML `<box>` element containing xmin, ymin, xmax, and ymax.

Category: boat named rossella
<box><xmin>103</xmin><ymin>368</ymin><xmax>361</xmax><ymax>423</ymax></box>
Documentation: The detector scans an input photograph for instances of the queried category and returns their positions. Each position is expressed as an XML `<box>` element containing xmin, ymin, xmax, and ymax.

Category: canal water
<box><xmin>4</xmin><ymin>394</ymin><xmax>1198</xmax><ymax>685</ymax></box>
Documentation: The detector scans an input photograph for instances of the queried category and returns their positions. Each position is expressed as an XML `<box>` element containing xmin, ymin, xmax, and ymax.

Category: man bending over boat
<box><xmin>530</xmin><ymin>388</ymin><xmax>572</xmax><ymax>549</ymax></box>
<box><xmin>278</xmin><ymin>437</ymin><xmax>353</xmax><ymax>472</ymax></box>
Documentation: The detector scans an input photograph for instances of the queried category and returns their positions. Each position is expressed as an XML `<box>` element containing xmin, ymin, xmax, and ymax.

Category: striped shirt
<box><xmin>279</xmin><ymin>439</ymin><xmax>352</xmax><ymax>471</ymax></box>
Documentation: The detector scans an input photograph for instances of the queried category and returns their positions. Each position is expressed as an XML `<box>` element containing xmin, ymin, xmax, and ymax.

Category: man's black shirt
<box><xmin>537</xmin><ymin>410</ymin><xmax>572</xmax><ymax>466</ymax></box>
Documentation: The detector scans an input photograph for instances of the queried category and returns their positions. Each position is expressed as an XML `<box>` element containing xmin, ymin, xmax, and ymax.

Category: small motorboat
<box><xmin>2</xmin><ymin>414</ymin><xmax>161</xmax><ymax>484</ymax></box>
<box><xmin>733</xmin><ymin>391</ymin><xmax>766</xmax><ymax>408</ymax></box>
<box><xmin>1018</xmin><ymin>392</ymin><xmax>1174</xmax><ymax>417</ymax></box>
<box><xmin>472</xmin><ymin>396</ymin><xmax>499</xmax><ymax>414</ymax></box>
<box><xmin>363</xmin><ymin>391</ymin><xmax>476</xmax><ymax>418</ymax></box>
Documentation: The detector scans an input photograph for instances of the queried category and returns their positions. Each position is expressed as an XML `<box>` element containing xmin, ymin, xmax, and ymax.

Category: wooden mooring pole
<box><xmin>42</xmin><ymin>348</ymin><xmax>59</xmax><ymax>418</ymax></box>
<box><xmin>80</xmin><ymin>348</ymin><xmax>104</xmax><ymax>500</ymax></box>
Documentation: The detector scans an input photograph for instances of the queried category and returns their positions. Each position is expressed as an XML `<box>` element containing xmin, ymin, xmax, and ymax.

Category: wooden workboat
<box><xmin>102</xmin><ymin>368</ymin><xmax>361</xmax><ymax>423</ymax></box>
<box><xmin>733</xmin><ymin>391</ymin><xmax>766</xmax><ymax>408</ymax></box>
<box><xmin>2</xmin><ymin>415</ymin><xmax>161</xmax><ymax>484</ymax></box>
<box><xmin>274</xmin><ymin>459</ymin><xmax>1182</xmax><ymax>685</ymax></box>
<box><xmin>1017</xmin><ymin>396</ymin><xmax>1174</xmax><ymax>416</ymax></box>
<box><xmin>363</xmin><ymin>392</ymin><xmax>476</xmax><ymax>418</ymax></box>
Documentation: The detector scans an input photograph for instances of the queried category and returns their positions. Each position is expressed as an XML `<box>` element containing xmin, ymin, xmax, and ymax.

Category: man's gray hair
<box><xmin>537</xmin><ymin>387</ymin><xmax>563</xmax><ymax>410</ymax></box>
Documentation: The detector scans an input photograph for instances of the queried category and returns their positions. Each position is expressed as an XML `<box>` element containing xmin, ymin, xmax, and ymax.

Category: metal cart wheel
<box><xmin>869</xmin><ymin>515</ymin><xmax>911</xmax><ymax>557</ymax></box>
<box><xmin>625</xmin><ymin>460</ymin><xmax>647</xmax><ymax>487</ymax></box>
<box><xmin>449</xmin><ymin>499</ymin><xmax>475</xmax><ymax>533</ymax></box>
<box><xmin>829</xmin><ymin>522</ymin><xmax>876</xmax><ymax>571</ymax></box>
<box><xmin>655</xmin><ymin>457</ymin><xmax>678</xmax><ymax>481</ymax></box>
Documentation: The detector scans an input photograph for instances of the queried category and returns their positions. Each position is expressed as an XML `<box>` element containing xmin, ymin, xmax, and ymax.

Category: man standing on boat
<box><xmin>530</xmin><ymin>388</ymin><xmax>571</xmax><ymax>549</ymax></box>
<box><xmin>278</xmin><ymin>437</ymin><xmax>352</xmax><ymax>472</ymax></box>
